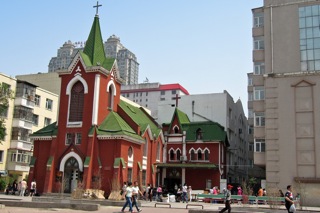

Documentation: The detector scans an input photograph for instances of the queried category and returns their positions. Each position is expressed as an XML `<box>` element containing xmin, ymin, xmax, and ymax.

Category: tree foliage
<box><xmin>0</xmin><ymin>83</ymin><xmax>14</xmax><ymax>143</ymax></box>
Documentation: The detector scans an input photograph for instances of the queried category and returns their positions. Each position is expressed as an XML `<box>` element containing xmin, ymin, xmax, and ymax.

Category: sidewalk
<box><xmin>0</xmin><ymin>193</ymin><xmax>319</xmax><ymax>213</ymax></box>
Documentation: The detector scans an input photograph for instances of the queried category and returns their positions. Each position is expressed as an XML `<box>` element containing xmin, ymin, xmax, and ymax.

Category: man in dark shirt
<box><xmin>284</xmin><ymin>185</ymin><xmax>295</xmax><ymax>213</ymax></box>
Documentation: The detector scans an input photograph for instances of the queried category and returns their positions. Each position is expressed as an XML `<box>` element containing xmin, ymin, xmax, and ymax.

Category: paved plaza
<box><xmin>1</xmin><ymin>193</ymin><xmax>320</xmax><ymax>213</ymax></box>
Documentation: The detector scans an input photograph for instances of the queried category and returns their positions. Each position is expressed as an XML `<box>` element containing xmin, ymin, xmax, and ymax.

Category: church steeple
<box><xmin>82</xmin><ymin>14</ymin><xmax>107</xmax><ymax>67</ymax></box>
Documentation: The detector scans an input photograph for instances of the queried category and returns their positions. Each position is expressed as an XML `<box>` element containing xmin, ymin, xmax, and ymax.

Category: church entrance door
<box><xmin>64</xmin><ymin>157</ymin><xmax>79</xmax><ymax>193</ymax></box>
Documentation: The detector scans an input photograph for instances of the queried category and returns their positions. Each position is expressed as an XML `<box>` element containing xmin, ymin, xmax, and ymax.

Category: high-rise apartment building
<box><xmin>249</xmin><ymin>0</ymin><xmax>320</xmax><ymax>206</ymax></box>
<box><xmin>48</xmin><ymin>34</ymin><xmax>139</xmax><ymax>85</ymax></box>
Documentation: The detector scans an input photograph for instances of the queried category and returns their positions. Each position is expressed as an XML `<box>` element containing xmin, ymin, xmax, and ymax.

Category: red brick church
<box><xmin>29</xmin><ymin>10</ymin><xmax>164</xmax><ymax>196</ymax></box>
<box><xmin>157</xmin><ymin>108</ymin><xmax>229</xmax><ymax>192</ymax></box>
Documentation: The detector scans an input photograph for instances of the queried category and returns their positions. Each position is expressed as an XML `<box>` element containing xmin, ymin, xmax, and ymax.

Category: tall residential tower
<box><xmin>48</xmin><ymin>35</ymin><xmax>139</xmax><ymax>85</ymax></box>
<box><xmin>248</xmin><ymin>0</ymin><xmax>320</xmax><ymax>206</ymax></box>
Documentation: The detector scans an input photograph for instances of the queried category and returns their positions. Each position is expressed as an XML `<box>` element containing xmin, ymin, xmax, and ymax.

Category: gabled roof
<box><xmin>182</xmin><ymin>121</ymin><xmax>229</xmax><ymax>145</ymax></box>
<box><xmin>119</xmin><ymin>100</ymin><xmax>162</xmax><ymax>137</ymax></box>
<box><xmin>30</xmin><ymin>122</ymin><xmax>58</xmax><ymax>138</ymax></box>
<box><xmin>168</xmin><ymin>108</ymin><xmax>190</xmax><ymax>131</ymax></box>
<box><xmin>167</xmin><ymin>108</ymin><xmax>229</xmax><ymax>146</ymax></box>
<box><xmin>81</xmin><ymin>15</ymin><xmax>115</xmax><ymax>71</ymax></box>
<box><xmin>95</xmin><ymin>111</ymin><xmax>142</xmax><ymax>141</ymax></box>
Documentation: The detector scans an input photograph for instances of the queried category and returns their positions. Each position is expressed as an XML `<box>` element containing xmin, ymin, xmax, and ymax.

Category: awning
<box><xmin>114</xmin><ymin>157</ymin><xmax>126</xmax><ymax>169</ymax></box>
<box><xmin>46</xmin><ymin>156</ymin><xmax>53</xmax><ymax>167</ymax></box>
<box><xmin>137</xmin><ymin>162</ymin><xmax>142</xmax><ymax>171</ymax></box>
<box><xmin>29</xmin><ymin>156</ymin><xmax>36</xmax><ymax>167</ymax></box>
<box><xmin>98</xmin><ymin>157</ymin><xmax>102</xmax><ymax>168</ymax></box>
<box><xmin>156</xmin><ymin>163</ymin><xmax>217</xmax><ymax>169</ymax></box>
<box><xmin>84</xmin><ymin>156</ymin><xmax>91</xmax><ymax>167</ymax></box>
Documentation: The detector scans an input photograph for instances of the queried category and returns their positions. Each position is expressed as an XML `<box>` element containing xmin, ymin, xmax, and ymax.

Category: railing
<box><xmin>196</xmin><ymin>194</ymin><xmax>285</xmax><ymax>205</ymax></box>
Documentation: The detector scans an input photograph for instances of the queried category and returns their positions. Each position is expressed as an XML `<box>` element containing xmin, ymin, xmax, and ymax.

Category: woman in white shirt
<box><xmin>121</xmin><ymin>182</ymin><xmax>133</xmax><ymax>213</ymax></box>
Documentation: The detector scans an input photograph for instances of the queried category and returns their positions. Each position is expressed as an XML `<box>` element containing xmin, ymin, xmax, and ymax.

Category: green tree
<box><xmin>0</xmin><ymin>82</ymin><xmax>14</xmax><ymax>143</ymax></box>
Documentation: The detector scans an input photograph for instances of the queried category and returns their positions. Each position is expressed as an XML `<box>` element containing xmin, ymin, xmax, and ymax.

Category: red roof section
<box><xmin>159</xmin><ymin>84</ymin><xmax>189</xmax><ymax>95</ymax></box>
<box><xmin>121</xmin><ymin>83</ymin><xmax>190</xmax><ymax>95</ymax></box>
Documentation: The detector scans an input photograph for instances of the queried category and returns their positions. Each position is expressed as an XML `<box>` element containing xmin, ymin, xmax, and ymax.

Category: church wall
<box><xmin>186</xmin><ymin>168</ymin><xmax>220</xmax><ymax>190</ymax></box>
<box><xmin>30</xmin><ymin>140</ymin><xmax>53</xmax><ymax>193</ymax></box>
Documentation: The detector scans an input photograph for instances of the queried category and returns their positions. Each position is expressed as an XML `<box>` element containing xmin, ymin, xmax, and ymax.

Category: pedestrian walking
<box><xmin>132</xmin><ymin>181</ymin><xmax>143</xmax><ymax>212</ymax></box>
<box><xmin>29</xmin><ymin>180</ymin><xmax>36</xmax><ymax>197</ymax></box>
<box><xmin>121</xmin><ymin>181</ymin><xmax>133</xmax><ymax>213</ymax></box>
<box><xmin>147</xmin><ymin>184</ymin><xmax>153</xmax><ymax>202</ymax></box>
<box><xmin>285</xmin><ymin>185</ymin><xmax>296</xmax><ymax>213</ymax></box>
<box><xmin>219</xmin><ymin>184</ymin><xmax>233</xmax><ymax>213</ymax></box>
<box><xmin>182</xmin><ymin>183</ymin><xmax>188</xmax><ymax>203</ymax></box>
<box><xmin>20</xmin><ymin>179</ymin><xmax>27</xmax><ymax>196</ymax></box>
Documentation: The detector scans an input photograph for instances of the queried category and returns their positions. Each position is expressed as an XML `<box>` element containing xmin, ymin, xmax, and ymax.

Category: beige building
<box><xmin>0</xmin><ymin>73</ymin><xmax>16</xmax><ymax>176</ymax></box>
<box><xmin>16</xmin><ymin>72</ymin><xmax>61</xmax><ymax>95</ymax></box>
<box><xmin>0</xmin><ymin>73</ymin><xmax>58</xmax><ymax>180</ymax></box>
<box><xmin>248</xmin><ymin>0</ymin><xmax>320</xmax><ymax>206</ymax></box>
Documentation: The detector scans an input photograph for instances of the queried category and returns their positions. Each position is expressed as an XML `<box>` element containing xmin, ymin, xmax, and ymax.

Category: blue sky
<box><xmin>0</xmin><ymin>0</ymin><xmax>262</xmax><ymax>115</ymax></box>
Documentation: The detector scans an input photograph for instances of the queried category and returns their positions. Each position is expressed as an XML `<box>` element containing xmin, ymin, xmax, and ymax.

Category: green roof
<box><xmin>114</xmin><ymin>157</ymin><xmax>126</xmax><ymax>168</ymax></box>
<box><xmin>182</xmin><ymin>121</ymin><xmax>228</xmax><ymax>144</ymax></box>
<box><xmin>31</xmin><ymin>122</ymin><xmax>58</xmax><ymax>137</ymax></box>
<box><xmin>119</xmin><ymin>100</ymin><xmax>162</xmax><ymax>137</ymax></box>
<box><xmin>96</xmin><ymin>111</ymin><xmax>143</xmax><ymax>140</ymax></box>
<box><xmin>81</xmin><ymin>15</ymin><xmax>115</xmax><ymax>70</ymax></box>
<box><xmin>176</xmin><ymin>108</ymin><xmax>190</xmax><ymax>124</ymax></box>
<box><xmin>168</xmin><ymin>108</ymin><xmax>190</xmax><ymax>131</ymax></box>
<box><xmin>47</xmin><ymin>156</ymin><xmax>54</xmax><ymax>167</ymax></box>
<box><xmin>166</xmin><ymin>108</ymin><xmax>229</xmax><ymax>146</ymax></box>
<box><xmin>84</xmin><ymin>156</ymin><xmax>91</xmax><ymax>166</ymax></box>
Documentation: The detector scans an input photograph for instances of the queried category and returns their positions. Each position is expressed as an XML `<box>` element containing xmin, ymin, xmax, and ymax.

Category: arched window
<box><xmin>156</xmin><ymin>143</ymin><xmax>160</xmax><ymax>160</ymax></box>
<box><xmin>197</xmin><ymin>149</ymin><xmax>202</xmax><ymax>160</ymax></box>
<box><xmin>69</xmin><ymin>81</ymin><xmax>84</xmax><ymax>122</ymax></box>
<box><xmin>108</xmin><ymin>85</ymin><xmax>114</xmax><ymax>110</ymax></box>
<box><xmin>176</xmin><ymin>149</ymin><xmax>181</xmax><ymax>161</ymax></box>
<box><xmin>143</xmin><ymin>138</ymin><xmax>148</xmax><ymax>157</ymax></box>
<box><xmin>174</xmin><ymin>126</ymin><xmax>179</xmax><ymax>133</ymax></box>
<box><xmin>204</xmin><ymin>149</ymin><xmax>209</xmax><ymax>161</ymax></box>
<box><xmin>190</xmin><ymin>149</ymin><xmax>196</xmax><ymax>161</ymax></box>
<box><xmin>169</xmin><ymin>149</ymin><xmax>175</xmax><ymax>161</ymax></box>
<box><xmin>128</xmin><ymin>146</ymin><xmax>133</xmax><ymax>160</ymax></box>
<box><xmin>196</xmin><ymin>128</ymin><xmax>203</xmax><ymax>140</ymax></box>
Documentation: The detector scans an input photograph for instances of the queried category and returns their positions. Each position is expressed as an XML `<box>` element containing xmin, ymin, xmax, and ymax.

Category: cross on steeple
<box><xmin>93</xmin><ymin>1</ymin><xmax>102</xmax><ymax>15</ymax></box>
<box><xmin>172</xmin><ymin>94</ymin><xmax>181</xmax><ymax>108</ymax></box>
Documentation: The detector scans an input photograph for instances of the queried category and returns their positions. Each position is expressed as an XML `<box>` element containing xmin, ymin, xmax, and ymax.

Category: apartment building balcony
<box><xmin>12</xmin><ymin>118</ymin><xmax>33</xmax><ymax>130</ymax></box>
<box><xmin>253</xmin><ymin>49</ymin><xmax>264</xmax><ymax>61</ymax></box>
<box><xmin>253</xmin><ymin>100</ymin><xmax>265</xmax><ymax>111</ymax></box>
<box><xmin>6</xmin><ymin>161</ymin><xmax>30</xmax><ymax>172</ymax></box>
<box><xmin>252</xmin><ymin>26</ymin><xmax>264</xmax><ymax>37</ymax></box>
<box><xmin>247</xmin><ymin>100</ymin><xmax>253</xmax><ymax>109</ymax></box>
<box><xmin>10</xmin><ymin>139</ymin><xmax>33</xmax><ymax>151</ymax></box>
<box><xmin>252</xmin><ymin>75</ymin><xmax>264</xmax><ymax>86</ymax></box>
<box><xmin>6</xmin><ymin>148</ymin><xmax>32</xmax><ymax>172</ymax></box>
<box><xmin>14</xmin><ymin>96</ymin><xmax>35</xmax><ymax>109</ymax></box>
<box><xmin>254</xmin><ymin>152</ymin><xmax>266</xmax><ymax>166</ymax></box>
<box><xmin>254</xmin><ymin>126</ymin><xmax>265</xmax><ymax>138</ymax></box>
